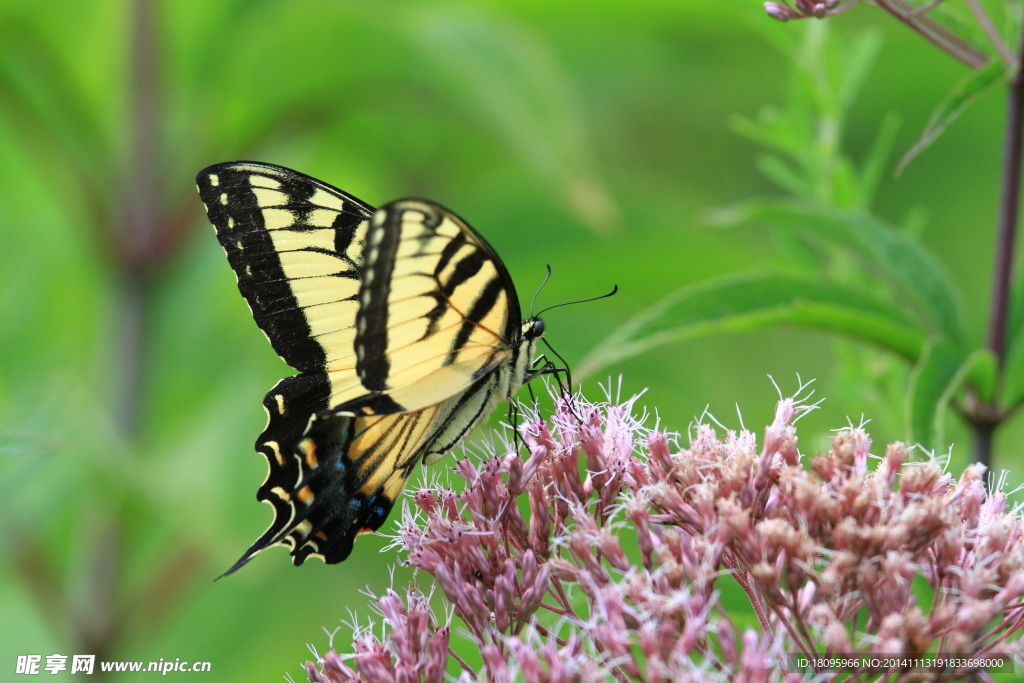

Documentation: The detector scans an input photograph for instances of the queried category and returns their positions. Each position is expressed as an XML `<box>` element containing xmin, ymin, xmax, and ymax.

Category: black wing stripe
<box><xmin>442</xmin><ymin>249</ymin><xmax>487</xmax><ymax>297</ymax></box>
<box><xmin>421</xmin><ymin>374</ymin><xmax>501</xmax><ymax>462</ymax></box>
<box><xmin>447</xmin><ymin>276</ymin><xmax>504</xmax><ymax>365</ymax></box>
<box><xmin>434</xmin><ymin>231</ymin><xmax>468</xmax><ymax>277</ymax></box>
<box><xmin>258</xmin><ymin>294</ymin><xmax>360</xmax><ymax>314</ymax></box>
<box><xmin>220</xmin><ymin>370</ymin><xmax>332</xmax><ymax>576</ymax></box>
<box><xmin>356</xmin><ymin>209</ymin><xmax>402</xmax><ymax>391</ymax></box>
<box><xmin>200</xmin><ymin>169</ymin><xmax>328</xmax><ymax>372</ymax></box>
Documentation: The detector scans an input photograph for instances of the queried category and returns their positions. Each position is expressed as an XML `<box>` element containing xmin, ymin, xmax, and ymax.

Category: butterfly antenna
<box><xmin>530</xmin><ymin>264</ymin><xmax>554</xmax><ymax>318</ymax></box>
<box><xmin>536</xmin><ymin>285</ymin><xmax>618</xmax><ymax>318</ymax></box>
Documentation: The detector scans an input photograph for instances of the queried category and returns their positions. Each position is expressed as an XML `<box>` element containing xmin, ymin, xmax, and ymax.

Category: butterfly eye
<box><xmin>531</xmin><ymin>319</ymin><xmax>545</xmax><ymax>338</ymax></box>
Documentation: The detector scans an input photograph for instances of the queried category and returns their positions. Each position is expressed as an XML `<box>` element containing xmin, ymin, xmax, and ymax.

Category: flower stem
<box><xmin>989</xmin><ymin>48</ymin><xmax>1024</xmax><ymax>367</ymax></box>
<box><xmin>874</xmin><ymin>0</ymin><xmax>988</xmax><ymax>68</ymax></box>
<box><xmin>117</xmin><ymin>0</ymin><xmax>162</xmax><ymax>438</ymax></box>
<box><xmin>978</xmin><ymin>28</ymin><xmax>1024</xmax><ymax>468</ymax></box>
<box><xmin>447</xmin><ymin>648</ymin><xmax>475</xmax><ymax>676</ymax></box>
<box><xmin>965</xmin><ymin>0</ymin><xmax>1014</xmax><ymax>67</ymax></box>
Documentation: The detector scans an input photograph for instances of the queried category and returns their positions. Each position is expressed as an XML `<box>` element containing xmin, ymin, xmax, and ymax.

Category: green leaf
<box><xmin>731</xmin><ymin>107</ymin><xmax>810</xmax><ymax>159</ymax></box>
<box><xmin>831</xmin><ymin>156</ymin><xmax>860</xmax><ymax>209</ymax></box>
<box><xmin>897</xmin><ymin>60</ymin><xmax>1007</xmax><ymax>175</ymax></box>
<box><xmin>906</xmin><ymin>339</ymin><xmax>979</xmax><ymax>450</ymax></box>
<box><xmin>857</xmin><ymin>111</ymin><xmax>901</xmax><ymax>210</ymax></box>
<box><xmin>0</xmin><ymin>430</ymin><xmax>63</xmax><ymax>460</ymax></box>
<box><xmin>901</xmin><ymin>206</ymin><xmax>929</xmax><ymax>239</ymax></box>
<box><xmin>755</xmin><ymin>153</ymin><xmax>812</xmax><ymax>197</ymax></box>
<box><xmin>964</xmin><ymin>348</ymin><xmax>997</xmax><ymax>402</ymax></box>
<box><xmin>577</xmin><ymin>272</ymin><xmax>928</xmax><ymax>380</ymax></box>
<box><xmin>706</xmin><ymin>199</ymin><xmax>967</xmax><ymax>343</ymax></box>
<box><xmin>837</xmin><ymin>28</ymin><xmax>882</xmax><ymax>109</ymax></box>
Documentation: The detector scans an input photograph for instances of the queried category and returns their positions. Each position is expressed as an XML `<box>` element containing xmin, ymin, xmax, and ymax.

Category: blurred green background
<box><xmin>0</xmin><ymin>0</ymin><xmax>1018</xmax><ymax>679</ymax></box>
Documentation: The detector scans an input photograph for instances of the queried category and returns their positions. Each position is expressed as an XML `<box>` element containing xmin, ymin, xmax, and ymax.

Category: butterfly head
<box><xmin>513</xmin><ymin>316</ymin><xmax>554</xmax><ymax>390</ymax></box>
<box><xmin>523</xmin><ymin>317</ymin><xmax>545</xmax><ymax>341</ymax></box>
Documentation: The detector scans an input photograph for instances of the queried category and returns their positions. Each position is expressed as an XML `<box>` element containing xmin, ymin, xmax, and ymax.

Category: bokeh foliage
<box><xmin>0</xmin><ymin>0</ymin><xmax>1020</xmax><ymax>679</ymax></box>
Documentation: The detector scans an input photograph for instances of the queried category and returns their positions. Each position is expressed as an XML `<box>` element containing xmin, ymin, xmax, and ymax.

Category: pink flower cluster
<box><xmin>304</xmin><ymin>589</ymin><xmax>449</xmax><ymax>683</ymax></box>
<box><xmin>303</xmin><ymin>394</ymin><xmax>1024</xmax><ymax>682</ymax></box>
<box><xmin>762</xmin><ymin>0</ymin><xmax>851</xmax><ymax>21</ymax></box>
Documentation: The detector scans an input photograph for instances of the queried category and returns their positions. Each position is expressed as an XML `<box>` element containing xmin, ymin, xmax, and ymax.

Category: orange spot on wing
<box><xmin>302</xmin><ymin>441</ymin><xmax>318</xmax><ymax>469</ymax></box>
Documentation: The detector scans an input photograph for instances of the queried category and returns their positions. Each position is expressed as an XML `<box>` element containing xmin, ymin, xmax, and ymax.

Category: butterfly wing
<box><xmin>198</xmin><ymin>164</ymin><xmax>531</xmax><ymax>572</ymax></box>
<box><xmin>345</xmin><ymin>199</ymin><xmax>523</xmax><ymax>415</ymax></box>
<box><xmin>197</xmin><ymin>161</ymin><xmax>371</xmax><ymax>571</ymax></box>
<box><xmin>223</xmin><ymin>406</ymin><xmax>435</xmax><ymax>573</ymax></box>
<box><xmin>226</xmin><ymin>366</ymin><xmax>516</xmax><ymax>572</ymax></box>
<box><xmin>197</xmin><ymin>161</ymin><xmax>376</xmax><ymax>409</ymax></box>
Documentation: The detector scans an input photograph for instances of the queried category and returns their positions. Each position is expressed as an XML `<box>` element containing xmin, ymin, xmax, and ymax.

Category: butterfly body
<box><xmin>196</xmin><ymin>162</ymin><xmax>545</xmax><ymax>573</ymax></box>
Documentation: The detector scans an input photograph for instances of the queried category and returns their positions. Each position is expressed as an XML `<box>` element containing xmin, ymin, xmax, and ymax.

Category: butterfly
<box><xmin>196</xmin><ymin>161</ymin><xmax>554</xmax><ymax>574</ymax></box>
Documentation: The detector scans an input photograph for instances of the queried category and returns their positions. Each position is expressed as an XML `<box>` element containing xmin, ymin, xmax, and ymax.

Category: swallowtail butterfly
<box><xmin>196</xmin><ymin>162</ymin><xmax>549</xmax><ymax>573</ymax></box>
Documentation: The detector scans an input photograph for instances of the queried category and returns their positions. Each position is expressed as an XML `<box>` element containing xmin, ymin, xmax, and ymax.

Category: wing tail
<box><xmin>221</xmin><ymin>408</ymin><xmax>423</xmax><ymax>575</ymax></box>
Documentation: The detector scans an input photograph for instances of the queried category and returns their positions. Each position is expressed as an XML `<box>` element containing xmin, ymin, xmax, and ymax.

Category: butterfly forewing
<box><xmin>350</xmin><ymin>200</ymin><xmax>521</xmax><ymax>414</ymax></box>
<box><xmin>196</xmin><ymin>162</ymin><xmax>373</xmax><ymax>408</ymax></box>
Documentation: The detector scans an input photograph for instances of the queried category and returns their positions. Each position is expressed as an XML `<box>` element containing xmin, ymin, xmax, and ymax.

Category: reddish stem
<box><xmin>988</xmin><ymin>47</ymin><xmax>1024</xmax><ymax>366</ymax></box>
<box><xmin>976</xmin><ymin>28</ymin><xmax>1024</xmax><ymax>468</ymax></box>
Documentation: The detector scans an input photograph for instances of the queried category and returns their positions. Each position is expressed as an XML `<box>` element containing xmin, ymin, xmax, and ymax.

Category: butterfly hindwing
<box><xmin>227</xmin><ymin>367</ymin><xmax>514</xmax><ymax>572</ymax></box>
<box><xmin>227</xmin><ymin>402</ymin><xmax>440</xmax><ymax>572</ymax></box>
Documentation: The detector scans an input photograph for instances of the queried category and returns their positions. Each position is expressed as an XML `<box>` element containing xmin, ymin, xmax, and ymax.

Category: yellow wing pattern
<box><xmin>345</xmin><ymin>199</ymin><xmax>521</xmax><ymax>415</ymax></box>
